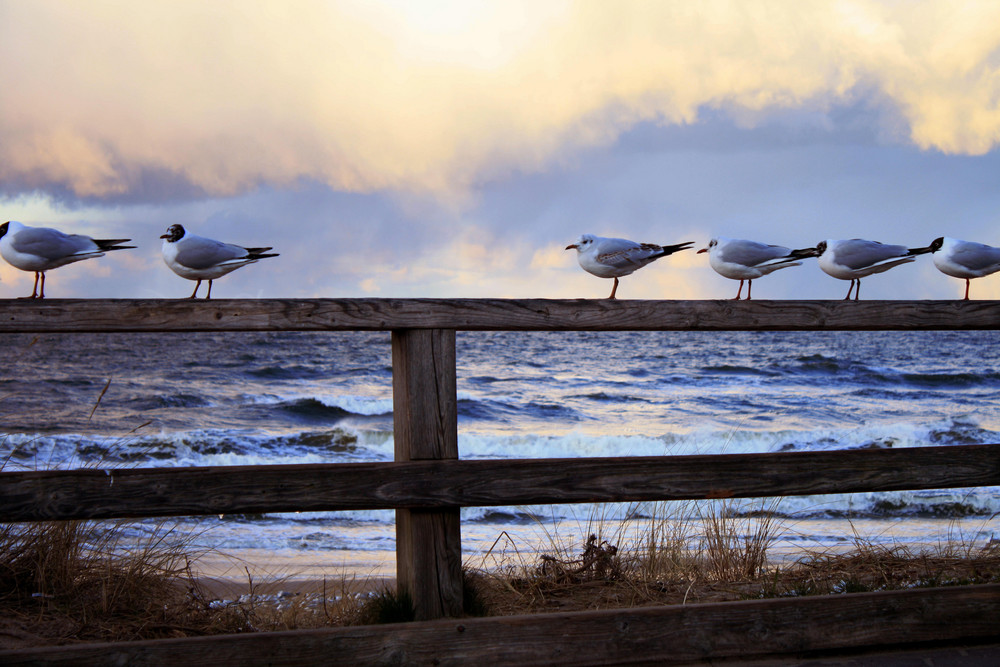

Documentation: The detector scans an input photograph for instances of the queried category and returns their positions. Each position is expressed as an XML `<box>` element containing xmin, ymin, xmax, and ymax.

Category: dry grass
<box><xmin>0</xmin><ymin>518</ymin><xmax>210</xmax><ymax>645</ymax></box>
<box><xmin>469</xmin><ymin>502</ymin><xmax>1000</xmax><ymax>616</ymax></box>
<box><xmin>471</xmin><ymin>540</ymin><xmax>1000</xmax><ymax>617</ymax></box>
<box><xmin>0</xmin><ymin>505</ymin><xmax>998</xmax><ymax>649</ymax></box>
<box><xmin>701</xmin><ymin>498</ymin><xmax>782</xmax><ymax>580</ymax></box>
<box><xmin>0</xmin><ymin>517</ymin><xmax>388</xmax><ymax>648</ymax></box>
<box><xmin>757</xmin><ymin>541</ymin><xmax>1000</xmax><ymax>599</ymax></box>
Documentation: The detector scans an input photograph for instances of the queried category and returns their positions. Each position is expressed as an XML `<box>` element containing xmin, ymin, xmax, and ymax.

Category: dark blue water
<box><xmin>2</xmin><ymin>330</ymin><xmax>998</xmax><ymax>572</ymax></box>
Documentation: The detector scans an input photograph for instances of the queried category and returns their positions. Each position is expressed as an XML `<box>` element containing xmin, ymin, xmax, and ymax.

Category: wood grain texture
<box><xmin>396</xmin><ymin>509</ymin><xmax>464</xmax><ymax>620</ymax></box>
<box><xmin>2</xmin><ymin>584</ymin><xmax>997</xmax><ymax>665</ymax></box>
<box><xmin>1</xmin><ymin>299</ymin><xmax>998</xmax><ymax>332</ymax></box>
<box><xmin>392</xmin><ymin>330</ymin><xmax>463</xmax><ymax>619</ymax></box>
<box><xmin>392</xmin><ymin>329</ymin><xmax>458</xmax><ymax>461</ymax></box>
<box><xmin>2</xmin><ymin>445</ymin><xmax>997</xmax><ymax>522</ymax></box>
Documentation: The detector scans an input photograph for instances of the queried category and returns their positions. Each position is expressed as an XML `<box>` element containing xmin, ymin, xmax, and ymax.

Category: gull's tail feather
<box><xmin>787</xmin><ymin>246</ymin><xmax>820</xmax><ymax>259</ymax></box>
<box><xmin>906</xmin><ymin>243</ymin><xmax>936</xmax><ymax>257</ymax></box>
<box><xmin>657</xmin><ymin>241</ymin><xmax>696</xmax><ymax>256</ymax></box>
<box><xmin>94</xmin><ymin>239</ymin><xmax>136</xmax><ymax>251</ymax></box>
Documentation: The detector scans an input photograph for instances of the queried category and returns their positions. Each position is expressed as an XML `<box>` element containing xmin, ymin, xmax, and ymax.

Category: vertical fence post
<box><xmin>391</xmin><ymin>328</ymin><xmax>463</xmax><ymax>620</ymax></box>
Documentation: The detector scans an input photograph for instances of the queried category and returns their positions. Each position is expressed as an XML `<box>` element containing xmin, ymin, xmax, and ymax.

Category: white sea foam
<box><xmin>243</xmin><ymin>391</ymin><xmax>394</xmax><ymax>415</ymax></box>
<box><xmin>316</xmin><ymin>395</ymin><xmax>393</xmax><ymax>416</ymax></box>
<box><xmin>4</xmin><ymin>415</ymin><xmax>991</xmax><ymax>470</ymax></box>
<box><xmin>454</xmin><ymin>418</ymin><xmax>977</xmax><ymax>460</ymax></box>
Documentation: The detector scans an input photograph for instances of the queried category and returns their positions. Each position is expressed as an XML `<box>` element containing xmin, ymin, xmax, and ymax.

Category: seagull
<box><xmin>697</xmin><ymin>237</ymin><xmax>817</xmax><ymax>300</ymax></box>
<box><xmin>816</xmin><ymin>238</ymin><xmax>934</xmax><ymax>300</ymax></box>
<box><xmin>160</xmin><ymin>224</ymin><xmax>279</xmax><ymax>299</ymax></box>
<box><xmin>928</xmin><ymin>236</ymin><xmax>1000</xmax><ymax>300</ymax></box>
<box><xmin>565</xmin><ymin>234</ymin><xmax>694</xmax><ymax>299</ymax></box>
<box><xmin>0</xmin><ymin>220</ymin><xmax>135</xmax><ymax>299</ymax></box>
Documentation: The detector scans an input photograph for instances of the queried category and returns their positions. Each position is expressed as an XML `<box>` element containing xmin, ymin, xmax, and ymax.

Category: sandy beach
<box><xmin>188</xmin><ymin>549</ymin><xmax>396</xmax><ymax>602</ymax></box>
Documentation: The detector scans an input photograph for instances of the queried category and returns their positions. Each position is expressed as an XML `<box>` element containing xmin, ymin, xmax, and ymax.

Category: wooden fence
<box><xmin>1</xmin><ymin>299</ymin><xmax>999</xmax><ymax>665</ymax></box>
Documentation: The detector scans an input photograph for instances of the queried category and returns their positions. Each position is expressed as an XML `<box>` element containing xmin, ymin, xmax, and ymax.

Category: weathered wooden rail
<box><xmin>1</xmin><ymin>299</ymin><xmax>999</xmax><ymax>665</ymax></box>
<box><xmin>0</xmin><ymin>298</ymin><xmax>998</xmax><ymax>331</ymax></box>
<box><xmin>3</xmin><ymin>447</ymin><xmax>998</xmax><ymax>521</ymax></box>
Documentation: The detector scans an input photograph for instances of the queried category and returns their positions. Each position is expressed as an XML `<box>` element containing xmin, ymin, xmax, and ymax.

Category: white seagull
<box><xmin>565</xmin><ymin>234</ymin><xmax>694</xmax><ymax>299</ymax></box>
<box><xmin>160</xmin><ymin>224</ymin><xmax>279</xmax><ymax>299</ymax></box>
<box><xmin>929</xmin><ymin>236</ymin><xmax>1000</xmax><ymax>300</ymax></box>
<box><xmin>816</xmin><ymin>238</ymin><xmax>934</xmax><ymax>300</ymax></box>
<box><xmin>697</xmin><ymin>237</ymin><xmax>817</xmax><ymax>300</ymax></box>
<box><xmin>0</xmin><ymin>220</ymin><xmax>135</xmax><ymax>299</ymax></box>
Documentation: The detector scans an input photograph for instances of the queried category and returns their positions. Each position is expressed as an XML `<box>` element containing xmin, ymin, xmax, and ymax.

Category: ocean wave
<box><xmin>288</xmin><ymin>531</ymin><xmax>358</xmax><ymax>551</ymax></box>
<box><xmin>792</xmin><ymin>354</ymin><xmax>1000</xmax><ymax>389</ymax></box>
<box><xmin>791</xmin><ymin>356</ymin><xmax>895</xmax><ymax>384</ymax></box>
<box><xmin>277</xmin><ymin>398</ymin><xmax>352</xmax><ymax>421</ymax></box>
<box><xmin>465</xmin><ymin>375</ymin><xmax>516</xmax><ymax>385</ymax></box>
<box><xmin>848</xmin><ymin>388</ymin><xmax>915</xmax><ymax>400</ymax></box>
<box><xmin>523</xmin><ymin>401</ymin><xmax>583</xmax><ymax>419</ymax></box>
<box><xmin>460</xmin><ymin>417</ymin><xmax>1000</xmax><ymax>460</ymax></box>
<box><xmin>459</xmin><ymin>432</ymin><xmax>678</xmax><ymax>459</ymax></box>
<box><xmin>4</xmin><ymin>416</ymin><xmax>995</xmax><ymax>472</ymax></box>
<box><xmin>247</xmin><ymin>393</ymin><xmax>395</xmax><ymax>419</ymax></box>
<box><xmin>901</xmin><ymin>372</ymin><xmax>1000</xmax><ymax>387</ymax></box>
<box><xmin>244</xmin><ymin>365</ymin><xmax>327</xmax><ymax>381</ymax></box>
<box><xmin>795</xmin><ymin>353</ymin><xmax>841</xmax><ymax>372</ymax></box>
<box><xmin>0</xmin><ymin>427</ymin><xmax>392</xmax><ymax>470</ymax></box>
<box><xmin>867</xmin><ymin>498</ymin><xmax>992</xmax><ymax>518</ymax></box>
<box><xmin>458</xmin><ymin>398</ymin><xmax>515</xmax><ymax>421</ymax></box>
<box><xmin>927</xmin><ymin>418</ymin><xmax>996</xmax><ymax>446</ymax></box>
<box><xmin>701</xmin><ymin>365</ymin><xmax>777</xmax><ymax>377</ymax></box>
<box><xmin>786</xmin><ymin>490</ymin><xmax>998</xmax><ymax>519</ymax></box>
<box><xmin>470</xmin><ymin>509</ymin><xmax>546</xmax><ymax>524</ymax></box>
<box><xmin>267</xmin><ymin>430</ymin><xmax>364</xmax><ymax>453</ymax></box>
<box><xmin>570</xmin><ymin>392</ymin><xmax>655</xmax><ymax>404</ymax></box>
<box><xmin>458</xmin><ymin>396</ymin><xmax>584</xmax><ymax>423</ymax></box>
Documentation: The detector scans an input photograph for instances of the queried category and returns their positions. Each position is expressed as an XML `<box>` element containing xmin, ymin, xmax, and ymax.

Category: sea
<box><xmin>2</xmin><ymin>329</ymin><xmax>998</xmax><ymax>580</ymax></box>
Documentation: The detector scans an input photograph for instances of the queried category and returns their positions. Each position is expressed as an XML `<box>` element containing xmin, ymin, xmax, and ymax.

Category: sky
<box><xmin>2</xmin><ymin>0</ymin><xmax>1000</xmax><ymax>300</ymax></box>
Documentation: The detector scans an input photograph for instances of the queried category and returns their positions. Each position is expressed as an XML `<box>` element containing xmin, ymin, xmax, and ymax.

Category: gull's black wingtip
<box><xmin>661</xmin><ymin>241</ymin><xmax>696</xmax><ymax>255</ymax></box>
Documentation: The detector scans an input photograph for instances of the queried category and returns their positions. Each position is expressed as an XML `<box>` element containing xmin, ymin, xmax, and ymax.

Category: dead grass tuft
<box><xmin>0</xmin><ymin>519</ymin><xmax>382</xmax><ymax>648</ymax></box>
<box><xmin>701</xmin><ymin>498</ymin><xmax>782</xmax><ymax>580</ymax></box>
<box><xmin>0</xmin><ymin>518</ymin><xmax>213</xmax><ymax>645</ymax></box>
<box><xmin>471</xmin><ymin>502</ymin><xmax>1000</xmax><ymax>616</ymax></box>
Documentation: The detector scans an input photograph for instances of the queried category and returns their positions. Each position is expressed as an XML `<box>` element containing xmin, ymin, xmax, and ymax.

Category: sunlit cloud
<box><xmin>1</xmin><ymin>0</ymin><xmax>998</xmax><ymax>207</ymax></box>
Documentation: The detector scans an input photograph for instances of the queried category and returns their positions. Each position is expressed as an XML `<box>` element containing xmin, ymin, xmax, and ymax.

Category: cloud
<box><xmin>1</xmin><ymin>0</ymin><xmax>998</xmax><ymax>207</ymax></box>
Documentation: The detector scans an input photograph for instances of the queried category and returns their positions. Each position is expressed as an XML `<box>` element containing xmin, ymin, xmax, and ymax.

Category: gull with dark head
<box><xmin>816</xmin><ymin>238</ymin><xmax>934</xmax><ymax>300</ymax></box>
<box><xmin>160</xmin><ymin>224</ymin><xmax>279</xmax><ymax>299</ymax></box>
<box><xmin>928</xmin><ymin>237</ymin><xmax>1000</xmax><ymax>300</ymax></box>
<box><xmin>0</xmin><ymin>220</ymin><xmax>135</xmax><ymax>299</ymax></box>
<box><xmin>566</xmin><ymin>234</ymin><xmax>694</xmax><ymax>299</ymax></box>
<box><xmin>698</xmin><ymin>237</ymin><xmax>817</xmax><ymax>300</ymax></box>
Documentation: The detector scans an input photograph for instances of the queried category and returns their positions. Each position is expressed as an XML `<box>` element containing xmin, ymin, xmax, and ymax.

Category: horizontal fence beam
<box><xmin>3</xmin><ymin>584</ymin><xmax>998</xmax><ymax>666</ymax></box>
<box><xmin>1</xmin><ymin>299</ymin><xmax>999</xmax><ymax>332</ymax></box>
<box><xmin>2</xmin><ymin>445</ymin><xmax>997</xmax><ymax>522</ymax></box>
